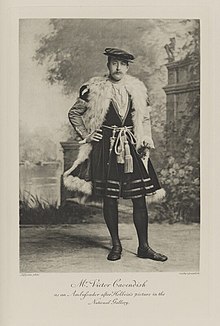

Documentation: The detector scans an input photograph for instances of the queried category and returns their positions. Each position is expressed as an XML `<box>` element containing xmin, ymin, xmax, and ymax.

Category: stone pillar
<box><xmin>60</xmin><ymin>140</ymin><xmax>79</xmax><ymax>205</ymax></box>
<box><xmin>163</xmin><ymin>58</ymin><xmax>200</xmax><ymax>150</ymax></box>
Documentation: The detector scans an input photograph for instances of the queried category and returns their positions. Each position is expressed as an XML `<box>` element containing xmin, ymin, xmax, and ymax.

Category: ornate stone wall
<box><xmin>163</xmin><ymin>58</ymin><xmax>200</xmax><ymax>149</ymax></box>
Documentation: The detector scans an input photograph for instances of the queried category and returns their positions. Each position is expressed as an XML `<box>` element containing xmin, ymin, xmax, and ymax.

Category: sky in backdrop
<box><xmin>19</xmin><ymin>19</ymin><xmax>74</xmax><ymax>143</ymax></box>
<box><xmin>19</xmin><ymin>18</ymin><xmax>197</xmax><ymax>156</ymax></box>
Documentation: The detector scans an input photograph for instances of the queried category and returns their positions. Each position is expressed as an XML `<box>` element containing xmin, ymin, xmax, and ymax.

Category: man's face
<box><xmin>107</xmin><ymin>58</ymin><xmax>129</xmax><ymax>81</ymax></box>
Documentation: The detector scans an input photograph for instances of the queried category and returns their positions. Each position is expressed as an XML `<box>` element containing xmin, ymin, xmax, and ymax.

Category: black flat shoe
<box><xmin>137</xmin><ymin>246</ymin><xmax>168</xmax><ymax>262</ymax></box>
<box><xmin>107</xmin><ymin>245</ymin><xmax>122</xmax><ymax>261</ymax></box>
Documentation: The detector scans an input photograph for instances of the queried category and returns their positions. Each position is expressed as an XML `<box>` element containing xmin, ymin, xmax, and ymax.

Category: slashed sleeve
<box><xmin>68</xmin><ymin>85</ymin><xmax>90</xmax><ymax>140</ymax></box>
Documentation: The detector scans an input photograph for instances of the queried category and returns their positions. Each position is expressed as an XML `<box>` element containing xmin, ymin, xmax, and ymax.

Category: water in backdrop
<box><xmin>19</xmin><ymin>161</ymin><xmax>133</xmax><ymax>209</ymax></box>
<box><xmin>19</xmin><ymin>162</ymin><xmax>62</xmax><ymax>206</ymax></box>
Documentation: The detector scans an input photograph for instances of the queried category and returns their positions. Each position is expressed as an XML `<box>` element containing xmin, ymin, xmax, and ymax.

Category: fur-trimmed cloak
<box><xmin>63</xmin><ymin>74</ymin><xmax>165</xmax><ymax>203</ymax></box>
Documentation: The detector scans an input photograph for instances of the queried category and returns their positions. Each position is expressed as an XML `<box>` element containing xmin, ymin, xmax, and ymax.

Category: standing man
<box><xmin>64</xmin><ymin>48</ymin><xmax>168</xmax><ymax>262</ymax></box>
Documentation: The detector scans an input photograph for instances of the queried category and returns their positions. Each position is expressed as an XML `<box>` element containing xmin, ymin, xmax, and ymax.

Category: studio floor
<box><xmin>20</xmin><ymin>222</ymin><xmax>200</xmax><ymax>273</ymax></box>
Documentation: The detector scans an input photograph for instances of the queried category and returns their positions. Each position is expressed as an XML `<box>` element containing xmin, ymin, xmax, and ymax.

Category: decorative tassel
<box><xmin>117</xmin><ymin>134</ymin><xmax>125</xmax><ymax>164</ymax></box>
<box><xmin>109</xmin><ymin>128</ymin><xmax>116</xmax><ymax>154</ymax></box>
<box><xmin>124</xmin><ymin>140</ymin><xmax>133</xmax><ymax>173</ymax></box>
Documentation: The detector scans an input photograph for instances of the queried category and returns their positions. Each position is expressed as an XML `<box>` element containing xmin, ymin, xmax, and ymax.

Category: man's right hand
<box><xmin>86</xmin><ymin>129</ymin><xmax>103</xmax><ymax>143</ymax></box>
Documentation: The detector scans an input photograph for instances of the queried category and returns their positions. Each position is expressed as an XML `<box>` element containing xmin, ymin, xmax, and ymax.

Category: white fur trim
<box><xmin>63</xmin><ymin>175</ymin><xmax>92</xmax><ymax>195</ymax></box>
<box><xmin>63</xmin><ymin>143</ymin><xmax>92</xmax><ymax>177</ymax></box>
<box><xmin>146</xmin><ymin>188</ymin><xmax>166</xmax><ymax>203</ymax></box>
<box><xmin>82</xmin><ymin>75</ymin><xmax>151</xmax><ymax>148</ymax></box>
<box><xmin>64</xmin><ymin>74</ymin><xmax>152</xmax><ymax>195</ymax></box>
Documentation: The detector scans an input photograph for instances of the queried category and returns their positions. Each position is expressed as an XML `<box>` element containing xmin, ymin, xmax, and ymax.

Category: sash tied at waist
<box><xmin>102</xmin><ymin>125</ymin><xmax>136</xmax><ymax>173</ymax></box>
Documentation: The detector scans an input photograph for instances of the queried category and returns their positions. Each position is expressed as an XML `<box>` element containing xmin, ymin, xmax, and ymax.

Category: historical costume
<box><xmin>64</xmin><ymin>48</ymin><xmax>168</xmax><ymax>262</ymax></box>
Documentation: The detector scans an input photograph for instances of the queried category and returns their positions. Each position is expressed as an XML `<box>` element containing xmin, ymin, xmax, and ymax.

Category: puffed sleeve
<box><xmin>68</xmin><ymin>85</ymin><xmax>90</xmax><ymax>140</ymax></box>
<box><xmin>79</xmin><ymin>85</ymin><xmax>89</xmax><ymax>102</ymax></box>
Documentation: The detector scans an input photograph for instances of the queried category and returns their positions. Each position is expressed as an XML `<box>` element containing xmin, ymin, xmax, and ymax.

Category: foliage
<box><xmin>19</xmin><ymin>119</ymin><xmax>78</xmax><ymax>163</ymax></box>
<box><xmin>31</xmin><ymin>19</ymin><xmax>200</xmax><ymax>223</ymax></box>
<box><xmin>19</xmin><ymin>191</ymin><xmax>98</xmax><ymax>224</ymax></box>
<box><xmin>34</xmin><ymin>19</ymin><xmax>199</xmax><ymax>138</ymax></box>
<box><xmin>153</xmin><ymin>147</ymin><xmax>200</xmax><ymax>224</ymax></box>
<box><xmin>19</xmin><ymin>122</ymin><xmax>58</xmax><ymax>163</ymax></box>
<box><xmin>151</xmin><ymin>94</ymin><xmax>200</xmax><ymax>223</ymax></box>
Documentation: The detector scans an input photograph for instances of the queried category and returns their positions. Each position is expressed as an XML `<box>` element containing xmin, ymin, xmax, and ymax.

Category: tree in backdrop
<box><xmin>32</xmin><ymin>19</ymin><xmax>200</xmax><ymax>222</ymax></box>
<box><xmin>34</xmin><ymin>19</ymin><xmax>199</xmax><ymax>146</ymax></box>
<box><xmin>20</xmin><ymin>121</ymin><xmax>58</xmax><ymax>163</ymax></box>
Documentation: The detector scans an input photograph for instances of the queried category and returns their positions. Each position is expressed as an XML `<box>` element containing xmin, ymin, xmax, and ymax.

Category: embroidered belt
<box><xmin>102</xmin><ymin>125</ymin><xmax>136</xmax><ymax>173</ymax></box>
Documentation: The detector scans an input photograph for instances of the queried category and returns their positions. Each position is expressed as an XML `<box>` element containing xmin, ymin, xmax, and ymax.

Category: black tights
<box><xmin>132</xmin><ymin>196</ymin><xmax>149</xmax><ymax>249</ymax></box>
<box><xmin>103</xmin><ymin>196</ymin><xmax>149</xmax><ymax>249</ymax></box>
<box><xmin>103</xmin><ymin>197</ymin><xmax>121</xmax><ymax>247</ymax></box>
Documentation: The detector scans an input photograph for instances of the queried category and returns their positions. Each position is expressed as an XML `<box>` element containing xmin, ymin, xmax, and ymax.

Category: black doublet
<box><xmin>70</xmin><ymin>91</ymin><xmax>161</xmax><ymax>199</ymax></box>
